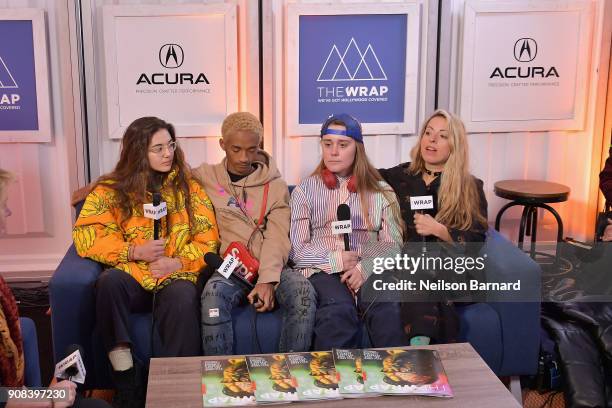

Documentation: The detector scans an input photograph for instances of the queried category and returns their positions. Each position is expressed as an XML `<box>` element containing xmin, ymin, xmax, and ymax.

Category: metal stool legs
<box><xmin>495</xmin><ymin>201</ymin><xmax>564</xmax><ymax>260</ymax></box>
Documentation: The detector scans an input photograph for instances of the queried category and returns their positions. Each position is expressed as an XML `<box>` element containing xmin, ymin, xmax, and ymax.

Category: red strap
<box><xmin>256</xmin><ymin>183</ymin><xmax>270</xmax><ymax>227</ymax></box>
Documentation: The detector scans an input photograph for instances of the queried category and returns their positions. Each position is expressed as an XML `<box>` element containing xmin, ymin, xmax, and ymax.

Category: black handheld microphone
<box><xmin>204</xmin><ymin>252</ymin><xmax>224</xmax><ymax>272</ymax></box>
<box><xmin>409</xmin><ymin>196</ymin><xmax>434</xmax><ymax>253</ymax></box>
<box><xmin>153</xmin><ymin>192</ymin><xmax>162</xmax><ymax>240</ymax></box>
<box><xmin>337</xmin><ymin>204</ymin><xmax>351</xmax><ymax>251</ymax></box>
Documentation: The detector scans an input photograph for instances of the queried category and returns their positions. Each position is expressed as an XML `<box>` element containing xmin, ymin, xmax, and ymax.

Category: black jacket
<box><xmin>378</xmin><ymin>162</ymin><xmax>488</xmax><ymax>243</ymax></box>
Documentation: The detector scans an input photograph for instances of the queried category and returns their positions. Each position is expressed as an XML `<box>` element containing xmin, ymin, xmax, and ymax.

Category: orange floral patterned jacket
<box><xmin>73</xmin><ymin>169</ymin><xmax>219</xmax><ymax>291</ymax></box>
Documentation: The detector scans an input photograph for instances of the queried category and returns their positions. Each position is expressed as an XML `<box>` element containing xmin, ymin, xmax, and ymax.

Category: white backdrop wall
<box><xmin>1</xmin><ymin>0</ymin><xmax>610</xmax><ymax>280</ymax></box>
<box><xmin>80</xmin><ymin>0</ymin><xmax>261</xmax><ymax>179</ymax></box>
<box><xmin>263</xmin><ymin>0</ymin><xmax>611</xmax><ymax>242</ymax></box>
<box><xmin>443</xmin><ymin>0</ymin><xmax>611</xmax><ymax>242</ymax></box>
<box><xmin>0</xmin><ymin>0</ymin><xmax>84</xmax><ymax>280</ymax></box>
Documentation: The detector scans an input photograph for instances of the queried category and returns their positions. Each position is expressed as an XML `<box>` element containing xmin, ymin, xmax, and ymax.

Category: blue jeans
<box><xmin>309</xmin><ymin>272</ymin><xmax>408</xmax><ymax>350</ymax></box>
<box><xmin>201</xmin><ymin>268</ymin><xmax>316</xmax><ymax>355</ymax></box>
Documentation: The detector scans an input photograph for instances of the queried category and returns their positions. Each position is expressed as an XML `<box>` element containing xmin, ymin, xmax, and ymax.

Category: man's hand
<box><xmin>150</xmin><ymin>256</ymin><xmax>181</xmax><ymax>278</ymax></box>
<box><xmin>341</xmin><ymin>251</ymin><xmax>360</xmax><ymax>271</ymax></box>
<box><xmin>341</xmin><ymin>267</ymin><xmax>365</xmax><ymax>292</ymax></box>
<box><xmin>603</xmin><ymin>219</ymin><xmax>612</xmax><ymax>242</ymax></box>
<box><xmin>133</xmin><ymin>239</ymin><xmax>165</xmax><ymax>262</ymax></box>
<box><xmin>247</xmin><ymin>282</ymin><xmax>276</xmax><ymax>312</ymax></box>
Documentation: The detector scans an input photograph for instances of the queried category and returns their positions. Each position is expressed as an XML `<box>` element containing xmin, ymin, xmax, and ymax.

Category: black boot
<box><xmin>111</xmin><ymin>364</ymin><xmax>146</xmax><ymax>408</ymax></box>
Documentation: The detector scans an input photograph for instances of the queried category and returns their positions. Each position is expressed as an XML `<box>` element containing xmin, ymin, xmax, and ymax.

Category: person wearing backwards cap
<box><xmin>288</xmin><ymin>113</ymin><xmax>408</xmax><ymax>350</ymax></box>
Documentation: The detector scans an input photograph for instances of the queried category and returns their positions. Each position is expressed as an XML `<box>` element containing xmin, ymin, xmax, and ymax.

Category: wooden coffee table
<box><xmin>146</xmin><ymin>343</ymin><xmax>520</xmax><ymax>407</ymax></box>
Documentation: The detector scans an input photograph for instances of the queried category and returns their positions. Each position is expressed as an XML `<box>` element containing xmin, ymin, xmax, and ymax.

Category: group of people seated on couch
<box><xmin>67</xmin><ymin>109</ymin><xmax>489</xmax><ymax>407</ymax></box>
<box><xmin>1</xmin><ymin>109</ymin><xmax>610</xmax><ymax>408</ymax></box>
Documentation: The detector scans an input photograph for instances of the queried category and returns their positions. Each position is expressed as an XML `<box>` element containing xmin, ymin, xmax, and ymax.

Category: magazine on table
<box><xmin>201</xmin><ymin>357</ymin><xmax>256</xmax><ymax>407</ymax></box>
<box><xmin>361</xmin><ymin>348</ymin><xmax>453</xmax><ymax>397</ymax></box>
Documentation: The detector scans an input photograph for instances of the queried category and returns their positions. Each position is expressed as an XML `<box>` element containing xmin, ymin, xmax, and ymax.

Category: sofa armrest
<box><xmin>49</xmin><ymin>244</ymin><xmax>103</xmax><ymax>369</ymax></box>
<box><xmin>479</xmin><ymin>228</ymin><xmax>541</xmax><ymax>375</ymax></box>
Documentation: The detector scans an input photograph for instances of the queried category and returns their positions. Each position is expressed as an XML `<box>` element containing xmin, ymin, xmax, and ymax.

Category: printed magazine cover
<box><xmin>362</xmin><ymin>348</ymin><xmax>453</xmax><ymax>397</ymax></box>
<box><xmin>285</xmin><ymin>351</ymin><xmax>342</xmax><ymax>401</ymax></box>
<box><xmin>332</xmin><ymin>349</ymin><xmax>366</xmax><ymax>395</ymax></box>
<box><xmin>245</xmin><ymin>354</ymin><xmax>299</xmax><ymax>403</ymax></box>
<box><xmin>201</xmin><ymin>358</ymin><xmax>256</xmax><ymax>407</ymax></box>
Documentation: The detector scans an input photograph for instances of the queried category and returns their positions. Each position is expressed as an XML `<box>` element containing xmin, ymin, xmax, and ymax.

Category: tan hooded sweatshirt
<box><xmin>192</xmin><ymin>151</ymin><xmax>290</xmax><ymax>284</ymax></box>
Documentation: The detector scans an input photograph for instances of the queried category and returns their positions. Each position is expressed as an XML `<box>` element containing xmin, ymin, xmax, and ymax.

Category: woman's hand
<box><xmin>341</xmin><ymin>251</ymin><xmax>360</xmax><ymax>271</ymax></box>
<box><xmin>150</xmin><ymin>256</ymin><xmax>181</xmax><ymax>278</ymax></box>
<box><xmin>414</xmin><ymin>213</ymin><xmax>453</xmax><ymax>242</ymax></box>
<box><xmin>133</xmin><ymin>239</ymin><xmax>165</xmax><ymax>262</ymax></box>
<box><xmin>414</xmin><ymin>213</ymin><xmax>444</xmax><ymax>237</ymax></box>
<box><xmin>341</xmin><ymin>267</ymin><xmax>364</xmax><ymax>292</ymax></box>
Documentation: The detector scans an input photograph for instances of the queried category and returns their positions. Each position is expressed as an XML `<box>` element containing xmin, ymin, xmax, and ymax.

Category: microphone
<box><xmin>205</xmin><ymin>252</ymin><xmax>255</xmax><ymax>289</ymax></box>
<box><xmin>410</xmin><ymin>195</ymin><xmax>434</xmax><ymax>253</ymax></box>
<box><xmin>336</xmin><ymin>204</ymin><xmax>352</xmax><ymax>251</ymax></box>
<box><xmin>143</xmin><ymin>193</ymin><xmax>167</xmax><ymax>240</ymax></box>
<box><xmin>153</xmin><ymin>192</ymin><xmax>162</xmax><ymax>240</ymax></box>
<box><xmin>146</xmin><ymin>192</ymin><xmax>166</xmax><ymax>358</ymax></box>
<box><xmin>54</xmin><ymin>344</ymin><xmax>86</xmax><ymax>384</ymax></box>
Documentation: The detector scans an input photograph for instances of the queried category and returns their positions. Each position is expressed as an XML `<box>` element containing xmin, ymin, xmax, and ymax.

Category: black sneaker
<box><xmin>111</xmin><ymin>365</ymin><xmax>146</xmax><ymax>408</ymax></box>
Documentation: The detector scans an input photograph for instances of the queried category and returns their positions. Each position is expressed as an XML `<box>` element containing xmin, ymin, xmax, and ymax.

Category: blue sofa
<box><xmin>20</xmin><ymin>317</ymin><xmax>42</xmax><ymax>387</ymax></box>
<box><xmin>50</xmin><ymin>199</ymin><xmax>541</xmax><ymax>388</ymax></box>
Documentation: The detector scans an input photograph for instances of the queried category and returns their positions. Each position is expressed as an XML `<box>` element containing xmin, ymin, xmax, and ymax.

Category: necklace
<box><xmin>423</xmin><ymin>168</ymin><xmax>442</xmax><ymax>177</ymax></box>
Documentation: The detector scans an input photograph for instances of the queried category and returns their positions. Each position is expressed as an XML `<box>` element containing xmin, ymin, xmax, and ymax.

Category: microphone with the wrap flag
<box><xmin>143</xmin><ymin>192</ymin><xmax>167</xmax><ymax>357</ymax></box>
<box><xmin>410</xmin><ymin>195</ymin><xmax>435</xmax><ymax>253</ymax></box>
<box><xmin>153</xmin><ymin>192</ymin><xmax>162</xmax><ymax>240</ymax></box>
<box><xmin>54</xmin><ymin>344</ymin><xmax>86</xmax><ymax>384</ymax></box>
<box><xmin>205</xmin><ymin>252</ymin><xmax>255</xmax><ymax>290</ymax></box>
<box><xmin>335</xmin><ymin>204</ymin><xmax>352</xmax><ymax>251</ymax></box>
<box><xmin>205</xmin><ymin>252</ymin><xmax>261</xmax><ymax>306</ymax></box>
<box><xmin>333</xmin><ymin>204</ymin><xmax>357</xmax><ymax>301</ymax></box>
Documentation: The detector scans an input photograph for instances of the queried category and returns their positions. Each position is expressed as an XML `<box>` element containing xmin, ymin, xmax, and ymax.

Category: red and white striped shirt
<box><xmin>289</xmin><ymin>175</ymin><xmax>402</xmax><ymax>279</ymax></box>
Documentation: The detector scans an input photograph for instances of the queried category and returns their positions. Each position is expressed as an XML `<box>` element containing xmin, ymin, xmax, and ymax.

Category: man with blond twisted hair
<box><xmin>193</xmin><ymin>112</ymin><xmax>316</xmax><ymax>355</ymax></box>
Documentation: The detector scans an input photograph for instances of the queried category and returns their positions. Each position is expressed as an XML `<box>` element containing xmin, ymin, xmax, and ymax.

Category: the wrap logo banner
<box><xmin>0</xmin><ymin>20</ymin><xmax>39</xmax><ymax>131</ymax></box>
<box><xmin>489</xmin><ymin>37</ymin><xmax>559</xmax><ymax>81</ymax></box>
<box><xmin>137</xmin><ymin>43</ymin><xmax>210</xmax><ymax>87</ymax></box>
<box><xmin>317</xmin><ymin>38</ymin><xmax>387</xmax><ymax>82</ymax></box>
<box><xmin>298</xmin><ymin>14</ymin><xmax>407</xmax><ymax>124</ymax></box>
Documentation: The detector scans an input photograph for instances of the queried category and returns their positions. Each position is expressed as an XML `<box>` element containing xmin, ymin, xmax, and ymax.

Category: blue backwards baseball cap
<box><xmin>320</xmin><ymin>113</ymin><xmax>363</xmax><ymax>143</ymax></box>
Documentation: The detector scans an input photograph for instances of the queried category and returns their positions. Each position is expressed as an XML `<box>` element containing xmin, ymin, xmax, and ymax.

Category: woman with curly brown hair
<box><xmin>73</xmin><ymin>117</ymin><xmax>219</xmax><ymax>407</ymax></box>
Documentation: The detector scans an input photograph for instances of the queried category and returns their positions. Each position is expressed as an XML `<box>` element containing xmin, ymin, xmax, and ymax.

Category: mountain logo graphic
<box><xmin>0</xmin><ymin>56</ymin><xmax>19</xmax><ymax>89</ymax></box>
<box><xmin>317</xmin><ymin>38</ymin><xmax>387</xmax><ymax>82</ymax></box>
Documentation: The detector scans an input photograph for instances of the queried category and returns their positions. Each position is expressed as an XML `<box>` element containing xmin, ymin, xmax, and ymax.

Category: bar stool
<box><xmin>494</xmin><ymin>180</ymin><xmax>570</xmax><ymax>259</ymax></box>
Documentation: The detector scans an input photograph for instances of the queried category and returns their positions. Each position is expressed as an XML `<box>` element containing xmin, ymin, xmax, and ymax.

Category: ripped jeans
<box><xmin>201</xmin><ymin>267</ymin><xmax>316</xmax><ymax>355</ymax></box>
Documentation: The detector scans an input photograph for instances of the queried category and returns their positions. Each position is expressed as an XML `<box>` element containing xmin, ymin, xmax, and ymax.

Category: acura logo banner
<box><xmin>136</xmin><ymin>43</ymin><xmax>209</xmax><ymax>85</ymax></box>
<box><xmin>109</xmin><ymin>9</ymin><xmax>235</xmax><ymax>138</ymax></box>
<box><xmin>513</xmin><ymin>38</ymin><xmax>537</xmax><ymax>62</ymax></box>
<box><xmin>459</xmin><ymin>4</ymin><xmax>592</xmax><ymax>132</ymax></box>
<box><xmin>159</xmin><ymin>44</ymin><xmax>184</xmax><ymax>68</ymax></box>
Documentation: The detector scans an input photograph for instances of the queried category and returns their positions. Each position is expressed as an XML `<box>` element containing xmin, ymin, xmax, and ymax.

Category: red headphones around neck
<box><xmin>321</xmin><ymin>168</ymin><xmax>357</xmax><ymax>193</ymax></box>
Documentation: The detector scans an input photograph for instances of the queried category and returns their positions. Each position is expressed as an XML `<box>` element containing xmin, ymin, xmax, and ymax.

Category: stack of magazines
<box><xmin>201</xmin><ymin>347</ymin><xmax>453</xmax><ymax>406</ymax></box>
